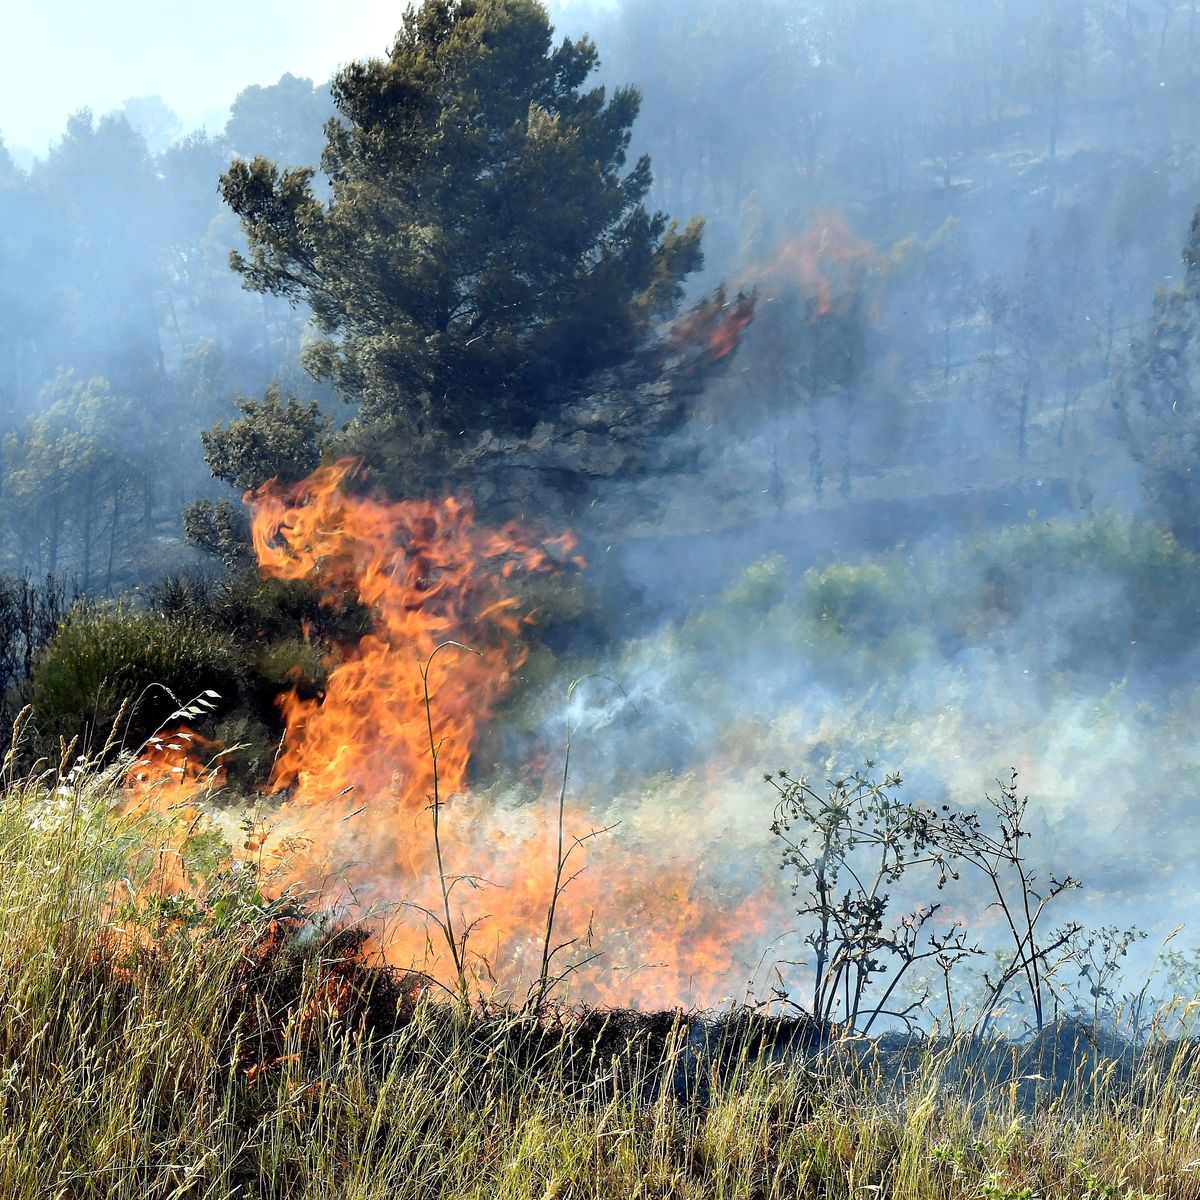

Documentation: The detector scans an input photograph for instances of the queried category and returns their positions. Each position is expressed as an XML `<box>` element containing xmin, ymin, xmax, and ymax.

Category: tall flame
<box><xmin>244</xmin><ymin>461</ymin><xmax>600</xmax><ymax>991</ymax></box>
<box><xmin>248</xmin><ymin>459</ymin><xmax>568</xmax><ymax>812</ymax></box>
<box><xmin>747</xmin><ymin>208</ymin><xmax>880</xmax><ymax>321</ymax></box>
<box><xmin>123</xmin><ymin>459</ymin><xmax>781</xmax><ymax>1006</ymax></box>
<box><xmin>668</xmin><ymin>292</ymin><xmax>757</xmax><ymax>364</ymax></box>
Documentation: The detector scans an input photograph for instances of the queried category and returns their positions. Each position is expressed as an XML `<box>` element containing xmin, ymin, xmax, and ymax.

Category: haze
<box><xmin>4</xmin><ymin>0</ymin><xmax>1200</xmax><ymax>1013</ymax></box>
<box><xmin>2</xmin><ymin>1</ymin><xmax>597</xmax><ymax>158</ymax></box>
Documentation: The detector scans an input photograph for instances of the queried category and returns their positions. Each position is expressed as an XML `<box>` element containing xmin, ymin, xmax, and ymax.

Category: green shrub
<box><xmin>251</xmin><ymin>637</ymin><xmax>328</xmax><ymax>693</ymax></box>
<box><xmin>150</xmin><ymin>569</ymin><xmax>372</xmax><ymax>645</ymax></box>
<box><xmin>941</xmin><ymin>513</ymin><xmax>1200</xmax><ymax>661</ymax></box>
<box><xmin>660</xmin><ymin>513</ymin><xmax>1200</xmax><ymax>699</ymax></box>
<box><xmin>719</xmin><ymin>552</ymin><xmax>790</xmax><ymax>614</ymax></box>
<box><xmin>801</xmin><ymin>559</ymin><xmax>901</xmax><ymax>640</ymax></box>
<box><xmin>210</xmin><ymin>712</ymin><xmax>278</xmax><ymax>791</ymax></box>
<box><xmin>30</xmin><ymin>604</ymin><xmax>239</xmax><ymax>756</ymax></box>
<box><xmin>145</xmin><ymin>571</ymin><xmax>374</xmax><ymax>779</ymax></box>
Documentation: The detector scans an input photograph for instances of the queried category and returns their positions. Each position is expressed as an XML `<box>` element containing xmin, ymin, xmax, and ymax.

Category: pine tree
<box><xmin>216</xmin><ymin>0</ymin><xmax>711</xmax><ymax>503</ymax></box>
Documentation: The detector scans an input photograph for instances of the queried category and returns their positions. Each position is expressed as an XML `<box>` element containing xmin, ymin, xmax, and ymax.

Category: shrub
<box><xmin>694</xmin><ymin>513</ymin><xmax>1200</xmax><ymax>690</ymax></box>
<box><xmin>30</xmin><ymin>604</ymin><xmax>239</xmax><ymax>756</ymax></box>
<box><xmin>150</xmin><ymin>569</ymin><xmax>371</xmax><ymax>645</ymax></box>
<box><xmin>145</xmin><ymin>571</ymin><xmax>373</xmax><ymax>774</ymax></box>
<box><xmin>719</xmin><ymin>552</ymin><xmax>790</xmax><ymax>614</ymax></box>
<box><xmin>800</xmin><ymin>559</ymin><xmax>900</xmax><ymax>640</ymax></box>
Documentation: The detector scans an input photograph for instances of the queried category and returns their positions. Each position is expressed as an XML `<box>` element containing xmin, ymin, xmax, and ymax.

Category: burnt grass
<box><xmin>126</xmin><ymin>915</ymin><xmax>1191</xmax><ymax>1123</ymax></box>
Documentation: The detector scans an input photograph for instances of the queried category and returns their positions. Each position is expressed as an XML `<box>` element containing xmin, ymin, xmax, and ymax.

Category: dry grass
<box><xmin>0</xmin><ymin>761</ymin><xmax>1197</xmax><ymax>1199</ymax></box>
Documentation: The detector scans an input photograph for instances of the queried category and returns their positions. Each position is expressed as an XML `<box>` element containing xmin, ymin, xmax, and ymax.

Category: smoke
<box><xmin>508</xmin><ymin>506</ymin><xmax>1200</xmax><ymax>1007</ymax></box>
<box><xmin>9</xmin><ymin>0</ymin><xmax>1200</xmax><ymax>1011</ymax></box>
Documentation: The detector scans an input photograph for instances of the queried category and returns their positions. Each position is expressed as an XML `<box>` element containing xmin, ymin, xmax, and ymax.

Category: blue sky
<box><xmin>1</xmin><ymin>0</ymin><xmax>595</xmax><ymax>158</ymax></box>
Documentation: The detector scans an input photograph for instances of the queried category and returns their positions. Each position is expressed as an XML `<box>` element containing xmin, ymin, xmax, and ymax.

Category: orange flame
<box><xmin>124</xmin><ymin>724</ymin><xmax>225</xmax><ymax>814</ymax></box>
<box><xmin>749</xmin><ymin>208</ymin><xmax>879</xmax><ymax>321</ymax></box>
<box><xmin>107</xmin><ymin>725</ymin><xmax>229</xmax><ymax>946</ymax></box>
<box><xmin>667</xmin><ymin>291</ymin><xmax>757</xmax><ymax>366</ymax></box>
<box><xmin>247</xmin><ymin>459</ymin><xmax>575</xmax><ymax>811</ymax></box>
<box><xmin>239</xmin><ymin>461</ymin><xmax>587</xmax><ymax>990</ymax></box>
<box><xmin>118</xmin><ymin>459</ymin><xmax>782</xmax><ymax>1006</ymax></box>
<box><xmin>242</xmin><ymin>461</ymin><xmax>779</xmax><ymax>1005</ymax></box>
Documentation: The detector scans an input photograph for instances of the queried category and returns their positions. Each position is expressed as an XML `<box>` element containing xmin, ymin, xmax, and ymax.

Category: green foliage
<box><xmin>150</xmin><ymin>568</ymin><xmax>373</xmax><ymax>651</ymax></box>
<box><xmin>224</xmin><ymin>72</ymin><xmax>334</xmax><ymax>164</ymax></box>
<box><xmin>179</xmin><ymin>497</ymin><xmax>251</xmax><ymax>566</ymax></box>
<box><xmin>217</xmin><ymin>0</ymin><xmax>706</xmax><ymax>500</ymax></box>
<box><xmin>208</xmin><ymin>711</ymin><xmax>277</xmax><ymax>791</ymax></box>
<box><xmin>140</xmin><ymin>570</ymin><xmax>375</xmax><ymax>775</ymax></box>
<box><xmin>198</xmin><ymin>383</ymin><xmax>328</xmax><ymax>493</ymax></box>
<box><xmin>801</xmin><ymin>559</ymin><xmax>897</xmax><ymax>639</ymax></box>
<box><xmin>184</xmin><ymin>385</ymin><xmax>329</xmax><ymax>560</ymax></box>
<box><xmin>30</xmin><ymin>604</ymin><xmax>238</xmax><ymax>754</ymax></box>
<box><xmin>688</xmin><ymin>513</ymin><xmax>1200</xmax><ymax>688</ymax></box>
<box><xmin>719</xmin><ymin>551</ymin><xmax>789</xmax><ymax>614</ymax></box>
<box><xmin>251</xmin><ymin>637</ymin><xmax>328</xmax><ymax>693</ymax></box>
<box><xmin>945</xmin><ymin>515</ymin><xmax>1200</xmax><ymax>659</ymax></box>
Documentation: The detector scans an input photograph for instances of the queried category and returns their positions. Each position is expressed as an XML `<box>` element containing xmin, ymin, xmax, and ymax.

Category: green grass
<box><xmin>0</xmin><ymin>757</ymin><xmax>1198</xmax><ymax>1197</ymax></box>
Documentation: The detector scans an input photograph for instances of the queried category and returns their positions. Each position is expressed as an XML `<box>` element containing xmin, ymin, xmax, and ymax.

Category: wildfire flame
<box><xmin>668</xmin><ymin>291</ymin><xmax>757</xmax><ymax>365</ymax></box>
<box><xmin>247</xmin><ymin>459</ymin><xmax>572</xmax><ymax>811</ymax></box>
<box><xmin>122</xmin><ymin>459</ymin><xmax>780</xmax><ymax>1007</ymax></box>
<box><xmin>125</xmin><ymin>724</ymin><xmax>225</xmax><ymax>813</ymax></box>
<box><xmin>747</xmin><ymin>208</ymin><xmax>880</xmax><ymax>321</ymax></box>
<box><xmin>242</xmin><ymin>460</ymin><xmax>595</xmax><ymax>988</ymax></box>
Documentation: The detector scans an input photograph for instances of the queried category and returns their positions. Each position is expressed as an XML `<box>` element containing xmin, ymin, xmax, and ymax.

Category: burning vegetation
<box><xmin>13</xmin><ymin>0</ymin><xmax>1200</xmax><ymax>1191</ymax></box>
<box><xmin>130</xmin><ymin>458</ymin><xmax>781</xmax><ymax>1009</ymax></box>
<box><xmin>0</xmin><ymin>757</ymin><xmax>1198</xmax><ymax>1199</ymax></box>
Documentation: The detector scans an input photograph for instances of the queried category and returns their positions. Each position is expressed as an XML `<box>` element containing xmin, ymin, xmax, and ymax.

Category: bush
<box><xmin>801</xmin><ymin>559</ymin><xmax>900</xmax><ymax>640</ymax></box>
<box><xmin>144</xmin><ymin>570</ymin><xmax>380</xmax><ymax>779</ymax></box>
<box><xmin>150</xmin><ymin>569</ymin><xmax>371</xmax><ymax>646</ymax></box>
<box><xmin>719</xmin><ymin>552</ymin><xmax>789</xmax><ymax>614</ymax></box>
<box><xmin>683</xmin><ymin>513</ymin><xmax>1200</xmax><ymax>691</ymax></box>
<box><xmin>30</xmin><ymin>604</ymin><xmax>239</xmax><ymax>756</ymax></box>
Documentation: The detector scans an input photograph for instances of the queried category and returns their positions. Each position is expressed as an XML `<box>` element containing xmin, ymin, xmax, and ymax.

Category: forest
<box><xmin>5</xmin><ymin>0</ymin><xmax>1200</xmax><ymax>1196</ymax></box>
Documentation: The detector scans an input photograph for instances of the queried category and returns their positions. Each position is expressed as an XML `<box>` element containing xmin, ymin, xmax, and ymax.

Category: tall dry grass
<box><xmin>0</xmin><ymin>751</ymin><xmax>1197</xmax><ymax>1198</ymax></box>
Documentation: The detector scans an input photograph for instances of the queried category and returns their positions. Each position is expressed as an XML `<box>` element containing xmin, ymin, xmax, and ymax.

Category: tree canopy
<box><xmin>217</xmin><ymin>0</ymin><xmax>707</xmax><ymax>501</ymax></box>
